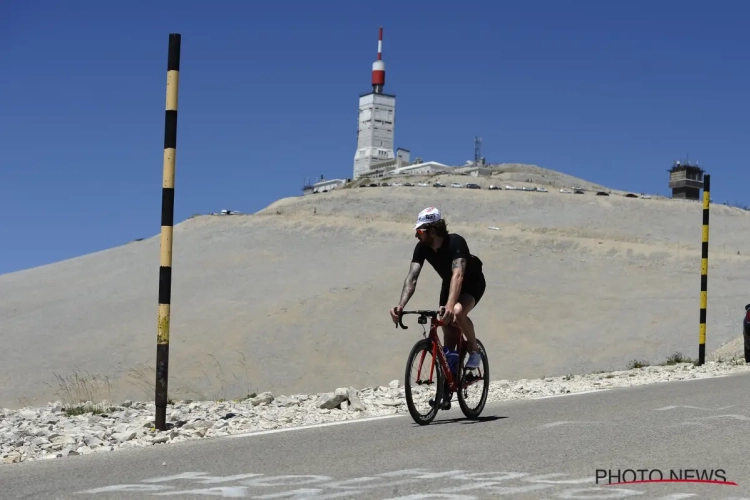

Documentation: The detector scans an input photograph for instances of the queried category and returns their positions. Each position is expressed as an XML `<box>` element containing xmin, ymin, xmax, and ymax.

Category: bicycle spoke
<box><xmin>409</xmin><ymin>349</ymin><xmax>438</xmax><ymax>408</ymax></box>
<box><xmin>404</xmin><ymin>339</ymin><xmax>444</xmax><ymax>425</ymax></box>
<box><xmin>457</xmin><ymin>339</ymin><xmax>489</xmax><ymax>419</ymax></box>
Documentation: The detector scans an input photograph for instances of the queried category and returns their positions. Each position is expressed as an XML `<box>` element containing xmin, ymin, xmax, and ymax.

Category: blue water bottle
<box><xmin>443</xmin><ymin>347</ymin><xmax>459</xmax><ymax>377</ymax></box>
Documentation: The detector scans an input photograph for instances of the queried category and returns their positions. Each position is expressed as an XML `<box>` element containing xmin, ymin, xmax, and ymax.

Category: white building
<box><xmin>302</xmin><ymin>177</ymin><xmax>348</xmax><ymax>195</ymax></box>
<box><xmin>392</xmin><ymin>161</ymin><xmax>451</xmax><ymax>176</ymax></box>
<box><xmin>356</xmin><ymin>148</ymin><xmax>411</xmax><ymax>178</ymax></box>
<box><xmin>353</xmin><ymin>92</ymin><xmax>397</xmax><ymax>179</ymax></box>
<box><xmin>454</xmin><ymin>165</ymin><xmax>492</xmax><ymax>176</ymax></box>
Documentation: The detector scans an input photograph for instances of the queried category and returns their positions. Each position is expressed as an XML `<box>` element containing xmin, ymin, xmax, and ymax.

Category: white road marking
<box><xmin>540</xmin><ymin>421</ymin><xmax>605</xmax><ymax>429</ymax></box>
<box><xmin>78</xmin><ymin>467</ymin><xmax>745</xmax><ymax>498</ymax></box>
<box><xmin>699</xmin><ymin>414</ymin><xmax>750</xmax><ymax>421</ymax></box>
<box><xmin>556</xmin><ymin>487</ymin><xmax>643</xmax><ymax>499</ymax></box>
<box><xmin>654</xmin><ymin>495</ymin><xmax>698</xmax><ymax>499</ymax></box>
<box><xmin>655</xmin><ymin>405</ymin><xmax>734</xmax><ymax>411</ymax></box>
<box><xmin>226</xmin><ymin>415</ymin><xmax>403</xmax><ymax>439</ymax></box>
<box><xmin>520</xmin><ymin>474</ymin><xmax>595</xmax><ymax>484</ymax></box>
<box><xmin>665</xmin><ymin>422</ymin><xmax>714</xmax><ymax>429</ymax></box>
<box><xmin>532</xmin><ymin>389</ymin><xmax>611</xmax><ymax>400</ymax></box>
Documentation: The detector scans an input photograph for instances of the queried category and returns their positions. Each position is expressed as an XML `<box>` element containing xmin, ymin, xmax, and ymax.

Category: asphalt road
<box><xmin>3</xmin><ymin>373</ymin><xmax>750</xmax><ymax>499</ymax></box>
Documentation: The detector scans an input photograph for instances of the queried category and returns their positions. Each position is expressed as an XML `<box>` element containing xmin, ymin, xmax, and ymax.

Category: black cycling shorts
<box><xmin>439</xmin><ymin>273</ymin><xmax>486</xmax><ymax>308</ymax></box>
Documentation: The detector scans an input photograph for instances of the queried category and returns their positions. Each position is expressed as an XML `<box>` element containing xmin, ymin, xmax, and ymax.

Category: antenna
<box><xmin>474</xmin><ymin>136</ymin><xmax>482</xmax><ymax>164</ymax></box>
<box><xmin>371</xmin><ymin>27</ymin><xmax>385</xmax><ymax>94</ymax></box>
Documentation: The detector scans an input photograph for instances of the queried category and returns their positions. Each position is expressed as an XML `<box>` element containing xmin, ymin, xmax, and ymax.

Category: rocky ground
<box><xmin>3</xmin><ymin>358</ymin><xmax>749</xmax><ymax>465</ymax></box>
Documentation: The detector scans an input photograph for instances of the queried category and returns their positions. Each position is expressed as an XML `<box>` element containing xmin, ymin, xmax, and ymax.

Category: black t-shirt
<box><xmin>412</xmin><ymin>233</ymin><xmax>483</xmax><ymax>284</ymax></box>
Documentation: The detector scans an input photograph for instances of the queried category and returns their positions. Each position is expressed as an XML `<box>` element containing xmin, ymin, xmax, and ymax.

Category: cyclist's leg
<box><xmin>443</xmin><ymin>278</ymin><xmax>484</xmax><ymax>349</ymax></box>
<box><xmin>454</xmin><ymin>293</ymin><xmax>477</xmax><ymax>351</ymax></box>
<box><xmin>439</xmin><ymin>284</ymin><xmax>461</xmax><ymax>350</ymax></box>
<box><xmin>456</xmin><ymin>275</ymin><xmax>486</xmax><ymax>369</ymax></box>
<box><xmin>440</xmin><ymin>288</ymin><xmax>481</xmax><ymax>371</ymax></box>
<box><xmin>435</xmin><ymin>285</ymin><xmax>459</xmax><ymax>409</ymax></box>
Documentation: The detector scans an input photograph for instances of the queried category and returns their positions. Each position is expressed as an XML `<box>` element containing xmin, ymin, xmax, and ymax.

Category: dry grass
<box><xmin>23</xmin><ymin>350</ymin><xmax>256</xmax><ymax>414</ymax></box>
<box><xmin>46</xmin><ymin>367</ymin><xmax>116</xmax><ymax>416</ymax></box>
<box><xmin>123</xmin><ymin>350</ymin><xmax>254</xmax><ymax>403</ymax></box>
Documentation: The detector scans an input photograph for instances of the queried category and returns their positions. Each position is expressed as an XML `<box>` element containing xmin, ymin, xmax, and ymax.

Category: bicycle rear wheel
<box><xmin>457</xmin><ymin>338</ymin><xmax>489</xmax><ymax>420</ymax></box>
<box><xmin>404</xmin><ymin>338</ymin><xmax>445</xmax><ymax>425</ymax></box>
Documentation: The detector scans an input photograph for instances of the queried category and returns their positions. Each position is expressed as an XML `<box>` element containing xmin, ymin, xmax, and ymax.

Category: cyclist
<box><xmin>390</xmin><ymin>207</ymin><xmax>486</xmax><ymax>374</ymax></box>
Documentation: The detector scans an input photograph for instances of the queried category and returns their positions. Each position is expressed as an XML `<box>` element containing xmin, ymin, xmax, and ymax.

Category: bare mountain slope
<box><xmin>348</xmin><ymin>163</ymin><xmax>625</xmax><ymax>194</ymax></box>
<box><xmin>2</xmin><ymin>177</ymin><xmax>749</xmax><ymax>409</ymax></box>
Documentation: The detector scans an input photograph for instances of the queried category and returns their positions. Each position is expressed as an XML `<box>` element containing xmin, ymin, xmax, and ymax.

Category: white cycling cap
<box><xmin>415</xmin><ymin>207</ymin><xmax>442</xmax><ymax>230</ymax></box>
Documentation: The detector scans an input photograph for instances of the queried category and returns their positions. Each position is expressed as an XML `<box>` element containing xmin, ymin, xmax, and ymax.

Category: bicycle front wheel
<box><xmin>457</xmin><ymin>338</ymin><xmax>489</xmax><ymax>420</ymax></box>
<box><xmin>404</xmin><ymin>338</ymin><xmax>445</xmax><ymax>425</ymax></box>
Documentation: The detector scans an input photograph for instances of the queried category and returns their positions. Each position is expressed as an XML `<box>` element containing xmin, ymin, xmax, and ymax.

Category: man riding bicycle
<box><xmin>390</xmin><ymin>207</ymin><xmax>486</xmax><ymax>372</ymax></box>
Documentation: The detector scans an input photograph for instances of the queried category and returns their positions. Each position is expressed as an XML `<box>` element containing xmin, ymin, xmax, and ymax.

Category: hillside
<box><xmin>2</xmin><ymin>164</ymin><xmax>749</xmax><ymax>409</ymax></box>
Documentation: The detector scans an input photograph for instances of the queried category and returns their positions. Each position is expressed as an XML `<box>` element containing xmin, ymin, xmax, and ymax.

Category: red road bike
<box><xmin>396</xmin><ymin>309</ymin><xmax>489</xmax><ymax>425</ymax></box>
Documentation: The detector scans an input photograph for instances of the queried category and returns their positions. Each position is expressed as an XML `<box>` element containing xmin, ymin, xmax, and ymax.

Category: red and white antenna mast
<box><xmin>371</xmin><ymin>27</ymin><xmax>385</xmax><ymax>94</ymax></box>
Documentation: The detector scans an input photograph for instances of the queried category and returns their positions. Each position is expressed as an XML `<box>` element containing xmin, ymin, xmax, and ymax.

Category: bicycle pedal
<box><xmin>442</xmin><ymin>393</ymin><xmax>452</xmax><ymax>410</ymax></box>
<box><xmin>429</xmin><ymin>397</ymin><xmax>452</xmax><ymax>410</ymax></box>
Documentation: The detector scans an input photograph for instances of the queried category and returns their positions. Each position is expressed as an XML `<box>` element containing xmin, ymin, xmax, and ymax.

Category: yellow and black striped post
<box><xmin>698</xmin><ymin>174</ymin><xmax>710</xmax><ymax>366</ymax></box>
<box><xmin>155</xmin><ymin>33</ymin><xmax>181</xmax><ymax>431</ymax></box>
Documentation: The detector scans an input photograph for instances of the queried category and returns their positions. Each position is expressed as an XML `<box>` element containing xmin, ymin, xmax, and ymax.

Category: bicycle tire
<box><xmin>457</xmin><ymin>338</ymin><xmax>489</xmax><ymax>420</ymax></box>
<box><xmin>404</xmin><ymin>338</ymin><xmax>445</xmax><ymax>425</ymax></box>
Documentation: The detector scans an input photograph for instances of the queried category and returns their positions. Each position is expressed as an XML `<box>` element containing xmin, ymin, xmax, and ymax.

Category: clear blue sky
<box><xmin>1</xmin><ymin>0</ymin><xmax>747</xmax><ymax>275</ymax></box>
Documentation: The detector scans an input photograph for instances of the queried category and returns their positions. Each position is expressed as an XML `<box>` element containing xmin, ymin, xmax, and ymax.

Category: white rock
<box><xmin>273</xmin><ymin>396</ymin><xmax>299</xmax><ymax>407</ymax></box>
<box><xmin>52</xmin><ymin>435</ymin><xmax>76</xmax><ymax>446</ymax></box>
<box><xmin>380</xmin><ymin>399</ymin><xmax>401</xmax><ymax>407</ymax></box>
<box><xmin>347</xmin><ymin>387</ymin><xmax>366</xmax><ymax>411</ymax></box>
<box><xmin>250</xmin><ymin>392</ymin><xmax>274</xmax><ymax>406</ymax></box>
<box><xmin>112</xmin><ymin>432</ymin><xmax>136</xmax><ymax>444</ymax></box>
<box><xmin>317</xmin><ymin>391</ymin><xmax>347</xmax><ymax>410</ymax></box>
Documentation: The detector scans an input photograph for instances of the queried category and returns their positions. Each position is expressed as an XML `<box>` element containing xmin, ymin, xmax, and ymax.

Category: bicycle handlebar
<box><xmin>395</xmin><ymin>309</ymin><xmax>445</xmax><ymax>330</ymax></box>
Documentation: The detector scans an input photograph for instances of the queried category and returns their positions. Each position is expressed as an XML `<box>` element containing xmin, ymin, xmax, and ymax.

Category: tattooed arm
<box><xmin>445</xmin><ymin>257</ymin><xmax>466</xmax><ymax>310</ymax></box>
<box><xmin>398</xmin><ymin>262</ymin><xmax>422</xmax><ymax>308</ymax></box>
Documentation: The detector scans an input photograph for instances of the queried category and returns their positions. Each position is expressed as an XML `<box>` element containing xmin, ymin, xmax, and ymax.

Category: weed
<box><xmin>125</xmin><ymin>352</ymin><xmax>255</xmax><ymax>403</ymax></box>
<box><xmin>236</xmin><ymin>351</ymin><xmax>251</xmax><ymax>398</ymax></box>
<box><xmin>627</xmin><ymin>359</ymin><xmax>650</xmax><ymax>369</ymax></box>
<box><xmin>64</xmin><ymin>402</ymin><xmax>116</xmax><ymax>417</ymax></box>
<box><xmin>662</xmin><ymin>352</ymin><xmax>695</xmax><ymax>366</ymax></box>
<box><xmin>52</xmin><ymin>367</ymin><xmax>113</xmax><ymax>412</ymax></box>
<box><xmin>207</xmin><ymin>353</ymin><xmax>227</xmax><ymax>401</ymax></box>
<box><xmin>126</xmin><ymin>364</ymin><xmax>156</xmax><ymax>400</ymax></box>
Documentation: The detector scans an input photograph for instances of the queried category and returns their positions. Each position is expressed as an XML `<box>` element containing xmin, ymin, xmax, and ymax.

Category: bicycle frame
<box><xmin>422</xmin><ymin>315</ymin><xmax>462</xmax><ymax>393</ymax></box>
<box><xmin>399</xmin><ymin>309</ymin><xmax>488</xmax><ymax>422</ymax></box>
<box><xmin>401</xmin><ymin>311</ymin><xmax>464</xmax><ymax>393</ymax></box>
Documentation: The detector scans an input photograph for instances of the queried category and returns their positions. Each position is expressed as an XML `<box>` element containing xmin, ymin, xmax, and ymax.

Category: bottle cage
<box><xmin>418</xmin><ymin>315</ymin><xmax>428</xmax><ymax>337</ymax></box>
